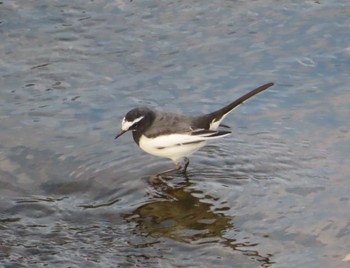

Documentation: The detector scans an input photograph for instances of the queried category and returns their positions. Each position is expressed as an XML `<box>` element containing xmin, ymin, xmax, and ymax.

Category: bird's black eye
<box><xmin>130</xmin><ymin>122</ymin><xmax>139</xmax><ymax>130</ymax></box>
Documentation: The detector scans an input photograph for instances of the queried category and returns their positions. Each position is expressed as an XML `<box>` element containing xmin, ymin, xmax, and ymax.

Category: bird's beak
<box><xmin>115</xmin><ymin>130</ymin><xmax>127</xmax><ymax>139</ymax></box>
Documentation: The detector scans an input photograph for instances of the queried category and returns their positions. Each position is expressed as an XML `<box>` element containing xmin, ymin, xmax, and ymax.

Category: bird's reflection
<box><xmin>124</xmin><ymin>174</ymin><xmax>274</xmax><ymax>267</ymax></box>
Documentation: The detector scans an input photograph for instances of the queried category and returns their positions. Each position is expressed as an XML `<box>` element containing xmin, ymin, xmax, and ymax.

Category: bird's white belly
<box><xmin>139</xmin><ymin>135</ymin><xmax>207</xmax><ymax>162</ymax></box>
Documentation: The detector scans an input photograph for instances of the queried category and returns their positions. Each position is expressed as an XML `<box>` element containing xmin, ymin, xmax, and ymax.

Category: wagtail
<box><xmin>115</xmin><ymin>82</ymin><xmax>274</xmax><ymax>175</ymax></box>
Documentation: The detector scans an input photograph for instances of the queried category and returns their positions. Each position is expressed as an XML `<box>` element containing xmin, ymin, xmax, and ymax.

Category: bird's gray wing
<box><xmin>143</xmin><ymin>112</ymin><xmax>231</xmax><ymax>148</ymax></box>
<box><xmin>144</xmin><ymin>128</ymin><xmax>231</xmax><ymax>149</ymax></box>
<box><xmin>144</xmin><ymin>112</ymin><xmax>194</xmax><ymax>138</ymax></box>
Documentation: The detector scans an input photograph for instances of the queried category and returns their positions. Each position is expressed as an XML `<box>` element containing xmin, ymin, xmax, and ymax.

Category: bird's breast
<box><xmin>138</xmin><ymin>134</ymin><xmax>207</xmax><ymax>162</ymax></box>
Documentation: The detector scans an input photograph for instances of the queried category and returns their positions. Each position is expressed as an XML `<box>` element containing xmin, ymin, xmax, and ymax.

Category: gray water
<box><xmin>1</xmin><ymin>1</ymin><xmax>350</xmax><ymax>267</ymax></box>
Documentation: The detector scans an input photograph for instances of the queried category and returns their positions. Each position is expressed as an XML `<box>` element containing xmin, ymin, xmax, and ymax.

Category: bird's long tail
<box><xmin>205</xmin><ymin>82</ymin><xmax>274</xmax><ymax>130</ymax></box>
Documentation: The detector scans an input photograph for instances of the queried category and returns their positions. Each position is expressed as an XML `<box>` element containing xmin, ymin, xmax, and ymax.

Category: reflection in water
<box><xmin>125</xmin><ymin>176</ymin><xmax>274</xmax><ymax>267</ymax></box>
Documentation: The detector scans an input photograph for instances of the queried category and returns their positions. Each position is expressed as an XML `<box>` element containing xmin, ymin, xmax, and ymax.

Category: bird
<box><xmin>115</xmin><ymin>82</ymin><xmax>274</xmax><ymax>176</ymax></box>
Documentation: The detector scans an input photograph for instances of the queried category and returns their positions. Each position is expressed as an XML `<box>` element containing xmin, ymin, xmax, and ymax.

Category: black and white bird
<box><xmin>115</xmin><ymin>82</ymin><xmax>274</xmax><ymax>175</ymax></box>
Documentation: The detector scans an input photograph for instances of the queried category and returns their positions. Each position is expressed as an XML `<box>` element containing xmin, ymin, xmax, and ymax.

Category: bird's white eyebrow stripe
<box><xmin>121</xmin><ymin>116</ymin><xmax>144</xmax><ymax>131</ymax></box>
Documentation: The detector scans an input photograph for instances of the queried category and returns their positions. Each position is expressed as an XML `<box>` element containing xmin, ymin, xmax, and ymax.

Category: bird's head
<box><xmin>115</xmin><ymin>107</ymin><xmax>153</xmax><ymax>139</ymax></box>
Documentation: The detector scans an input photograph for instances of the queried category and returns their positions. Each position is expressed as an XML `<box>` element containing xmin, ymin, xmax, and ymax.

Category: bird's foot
<box><xmin>151</xmin><ymin>165</ymin><xmax>182</xmax><ymax>181</ymax></box>
<box><xmin>150</xmin><ymin>157</ymin><xmax>190</xmax><ymax>181</ymax></box>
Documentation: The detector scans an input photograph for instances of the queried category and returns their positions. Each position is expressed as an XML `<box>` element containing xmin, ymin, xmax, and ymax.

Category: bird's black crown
<box><xmin>125</xmin><ymin>107</ymin><xmax>152</xmax><ymax>122</ymax></box>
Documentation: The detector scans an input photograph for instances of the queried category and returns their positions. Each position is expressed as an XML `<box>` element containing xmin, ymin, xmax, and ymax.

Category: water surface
<box><xmin>1</xmin><ymin>0</ymin><xmax>350</xmax><ymax>267</ymax></box>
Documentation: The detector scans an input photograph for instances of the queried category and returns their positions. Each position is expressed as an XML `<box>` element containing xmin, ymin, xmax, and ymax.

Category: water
<box><xmin>1</xmin><ymin>0</ymin><xmax>350</xmax><ymax>267</ymax></box>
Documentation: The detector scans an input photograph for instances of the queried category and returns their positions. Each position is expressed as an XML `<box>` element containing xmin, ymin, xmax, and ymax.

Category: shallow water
<box><xmin>1</xmin><ymin>0</ymin><xmax>350</xmax><ymax>267</ymax></box>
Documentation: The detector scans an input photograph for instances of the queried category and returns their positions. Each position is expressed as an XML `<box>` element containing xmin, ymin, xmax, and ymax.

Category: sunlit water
<box><xmin>1</xmin><ymin>1</ymin><xmax>350</xmax><ymax>267</ymax></box>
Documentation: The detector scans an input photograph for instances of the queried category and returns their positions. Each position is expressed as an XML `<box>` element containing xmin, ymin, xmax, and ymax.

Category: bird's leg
<box><xmin>182</xmin><ymin>157</ymin><xmax>190</xmax><ymax>174</ymax></box>
<box><xmin>149</xmin><ymin>165</ymin><xmax>180</xmax><ymax>184</ymax></box>
<box><xmin>154</xmin><ymin>163</ymin><xmax>182</xmax><ymax>178</ymax></box>
<box><xmin>152</xmin><ymin>157</ymin><xmax>190</xmax><ymax>179</ymax></box>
